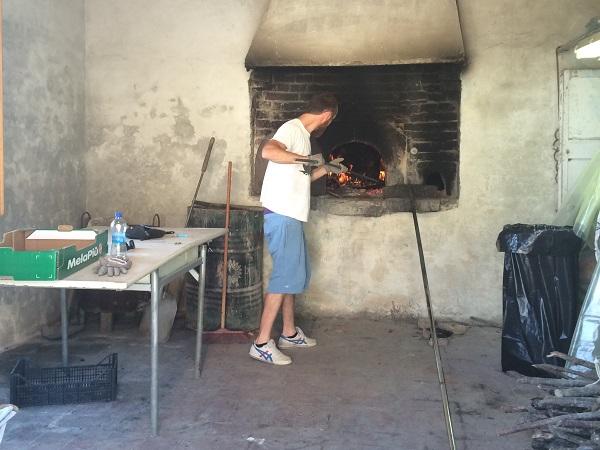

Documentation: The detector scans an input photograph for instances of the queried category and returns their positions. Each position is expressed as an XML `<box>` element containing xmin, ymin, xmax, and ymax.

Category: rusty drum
<box><xmin>185</xmin><ymin>201</ymin><xmax>263</xmax><ymax>331</ymax></box>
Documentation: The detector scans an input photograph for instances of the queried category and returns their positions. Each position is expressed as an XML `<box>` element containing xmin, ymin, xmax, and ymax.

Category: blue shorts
<box><xmin>264</xmin><ymin>213</ymin><xmax>311</xmax><ymax>294</ymax></box>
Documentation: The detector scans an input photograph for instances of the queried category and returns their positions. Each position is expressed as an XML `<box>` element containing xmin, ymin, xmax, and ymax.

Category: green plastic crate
<box><xmin>0</xmin><ymin>229</ymin><xmax>108</xmax><ymax>281</ymax></box>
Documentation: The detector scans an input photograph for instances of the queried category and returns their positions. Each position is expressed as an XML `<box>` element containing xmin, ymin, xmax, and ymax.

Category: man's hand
<box><xmin>296</xmin><ymin>153</ymin><xmax>325</xmax><ymax>176</ymax></box>
<box><xmin>94</xmin><ymin>255</ymin><xmax>132</xmax><ymax>277</ymax></box>
<box><xmin>295</xmin><ymin>153</ymin><xmax>325</xmax><ymax>167</ymax></box>
<box><xmin>296</xmin><ymin>154</ymin><xmax>348</xmax><ymax>178</ymax></box>
<box><xmin>324</xmin><ymin>157</ymin><xmax>348</xmax><ymax>175</ymax></box>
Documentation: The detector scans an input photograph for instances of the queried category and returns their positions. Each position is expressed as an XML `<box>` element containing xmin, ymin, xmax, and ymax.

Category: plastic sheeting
<box><xmin>558</xmin><ymin>151</ymin><xmax>600</xmax><ymax>369</ymax></box>
<box><xmin>568</xmin><ymin>262</ymin><xmax>600</xmax><ymax>370</ymax></box>
<box><xmin>555</xmin><ymin>152</ymin><xmax>600</xmax><ymax>250</ymax></box>
<box><xmin>567</xmin><ymin>211</ymin><xmax>600</xmax><ymax>370</ymax></box>
<box><xmin>0</xmin><ymin>405</ymin><xmax>17</xmax><ymax>444</ymax></box>
<box><xmin>596</xmin><ymin>211</ymin><xmax>600</xmax><ymax>262</ymax></box>
<box><xmin>497</xmin><ymin>224</ymin><xmax>582</xmax><ymax>376</ymax></box>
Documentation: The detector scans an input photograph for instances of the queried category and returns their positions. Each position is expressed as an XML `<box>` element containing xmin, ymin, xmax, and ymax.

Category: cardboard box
<box><xmin>0</xmin><ymin>229</ymin><xmax>108</xmax><ymax>280</ymax></box>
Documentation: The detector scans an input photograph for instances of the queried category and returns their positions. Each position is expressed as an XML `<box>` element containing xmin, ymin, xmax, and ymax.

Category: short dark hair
<box><xmin>306</xmin><ymin>93</ymin><xmax>338</xmax><ymax>116</ymax></box>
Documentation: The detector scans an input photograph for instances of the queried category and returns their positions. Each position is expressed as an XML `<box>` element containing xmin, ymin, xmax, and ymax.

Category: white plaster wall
<box><xmin>84</xmin><ymin>0</ymin><xmax>269</xmax><ymax>225</ymax></box>
<box><xmin>0</xmin><ymin>0</ymin><xmax>86</xmax><ymax>350</ymax></box>
<box><xmin>85</xmin><ymin>0</ymin><xmax>600</xmax><ymax>323</ymax></box>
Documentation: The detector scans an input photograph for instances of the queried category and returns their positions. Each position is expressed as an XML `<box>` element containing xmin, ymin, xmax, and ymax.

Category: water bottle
<box><xmin>110</xmin><ymin>211</ymin><xmax>128</xmax><ymax>257</ymax></box>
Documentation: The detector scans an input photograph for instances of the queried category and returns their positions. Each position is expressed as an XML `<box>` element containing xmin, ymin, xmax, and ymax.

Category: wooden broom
<box><xmin>203</xmin><ymin>161</ymin><xmax>252</xmax><ymax>343</ymax></box>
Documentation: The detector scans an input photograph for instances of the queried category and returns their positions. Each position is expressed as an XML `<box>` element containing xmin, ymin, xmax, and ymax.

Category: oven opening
<box><xmin>326</xmin><ymin>142</ymin><xmax>386</xmax><ymax>197</ymax></box>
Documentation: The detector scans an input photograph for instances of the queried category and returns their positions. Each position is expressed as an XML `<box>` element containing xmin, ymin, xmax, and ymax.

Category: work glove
<box><xmin>295</xmin><ymin>153</ymin><xmax>325</xmax><ymax>175</ymax></box>
<box><xmin>324</xmin><ymin>157</ymin><xmax>348</xmax><ymax>175</ymax></box>
<box><xmin>296</xmin><ymin>154</ymin><xmax>348</xmax><ymax>175</ymax></box>
<box><xmin>94</xmin><ymin>255</ymin><xmax>132</xmax><ymax>277</ymax></box>
<box><xmin>296</xmin><ymin>153</ymin><xmax>325</xmax><ymax>167</ymax></box>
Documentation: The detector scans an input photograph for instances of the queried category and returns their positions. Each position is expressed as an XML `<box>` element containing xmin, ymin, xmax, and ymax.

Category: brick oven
<box><xmin>245</xmin><ymin>0</ymin><xmax>465</xmax><ymax>216</ymax></box>
<box><xmin>250</xmin><ymin>64</ymin><xmax>462</xmax><ymax>216</ymax></box>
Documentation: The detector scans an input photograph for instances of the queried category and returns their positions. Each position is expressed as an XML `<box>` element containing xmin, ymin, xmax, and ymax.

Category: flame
<box><xmin>327</xmin><ymin>152</ymin><xmax>386</xmax><ymax>189</ymax></box>
<box><xmin>338</xmin><ymin>172</ymin><xmax>350</xmax><ymax>185</ymax></box>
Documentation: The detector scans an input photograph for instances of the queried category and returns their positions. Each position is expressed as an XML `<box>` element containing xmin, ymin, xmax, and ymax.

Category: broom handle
<box><xmin>220</xmin><ymin>161</ymin><xmax>232</xmax><ymax>329</ymax></box>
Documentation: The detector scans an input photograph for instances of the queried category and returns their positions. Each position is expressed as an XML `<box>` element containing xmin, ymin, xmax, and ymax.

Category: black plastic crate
<box><xmin>10</xmin><ymin>353</ymin><xmax>118</xmax><ymax>407</ymax></box>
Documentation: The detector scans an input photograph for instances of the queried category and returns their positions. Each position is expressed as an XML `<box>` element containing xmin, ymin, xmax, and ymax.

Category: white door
<box><xmin>559</xmin><ymin>70</ymin><xmax>600</xmax><ymax>205</ymax></box>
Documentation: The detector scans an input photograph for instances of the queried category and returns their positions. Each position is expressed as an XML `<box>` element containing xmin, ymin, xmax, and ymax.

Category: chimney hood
<box><xmin>245</xmin><ymin>0</ymin><xmax>465</xmax><ymax>68</ymax></box>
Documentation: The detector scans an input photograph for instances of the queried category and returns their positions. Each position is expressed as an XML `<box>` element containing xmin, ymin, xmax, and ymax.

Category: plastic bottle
<box><xmin>110</xmin><ymin>211</ymin><xmax>128</xmax><ymax>257</ymax></box>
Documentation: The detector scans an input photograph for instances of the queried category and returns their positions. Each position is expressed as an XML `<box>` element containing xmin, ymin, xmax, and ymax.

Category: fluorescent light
<box><xmin>575</xmin><ymin>30</ymin><xmax>600</xmax><ymax>59</ymax></box>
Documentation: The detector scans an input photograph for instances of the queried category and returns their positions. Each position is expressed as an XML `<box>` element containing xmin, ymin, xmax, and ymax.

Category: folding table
<box><xmin>0</xmin><ymin>227</ymin><xmax>226</xmax><ymax>435</ymax></box>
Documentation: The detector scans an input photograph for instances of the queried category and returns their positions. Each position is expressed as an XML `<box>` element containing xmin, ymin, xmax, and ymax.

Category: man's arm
<box><xmin>261</xmin><ymin>139</ymin><xmax>329</xmax><ymax>182</ymax></box>
<box><xmin>261</xmin><ymin>139</ymin><xmax>302</xmax><ymax>164</ymax></box>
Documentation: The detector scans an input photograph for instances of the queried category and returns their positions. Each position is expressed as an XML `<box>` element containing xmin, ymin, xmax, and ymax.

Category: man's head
<box><xmin>305</xmin><ymin>93</ymin><xmax>338</xmax><ymax>136</ymax></box>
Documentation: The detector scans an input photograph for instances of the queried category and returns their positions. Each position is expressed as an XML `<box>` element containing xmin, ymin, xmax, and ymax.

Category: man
<box><xmin>250</xmin><ymin>93</ymin><xmax>346</xmax><ymax>365</ymax></box>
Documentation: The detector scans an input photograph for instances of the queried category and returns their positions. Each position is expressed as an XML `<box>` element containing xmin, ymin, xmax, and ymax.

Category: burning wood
<box><xmin>326</xmin><ymin>144</ymin><xmax>386</xmax><ymax>191</ymax></box>
<box><xmin>337</xmin><ymin>171</ymin><xmax>350</xmax><ymax>185</ymax></box>
<box><xmin>500</xmin><ymin>353</ymin><xmax>600</xmax><ymax>449</ymax></box>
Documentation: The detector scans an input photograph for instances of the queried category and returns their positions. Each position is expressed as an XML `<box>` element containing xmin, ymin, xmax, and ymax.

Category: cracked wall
<box><xmin>0</xmin><ymin>0</ymin><xmax>86</xmax><ymax>350</ymax></box>
<box><xmin>85</xmin><ymin>0</ymin><xmax>269</xmax><ymax>225</ymax></box>
<box><xmin>84</xmin><ymin>0</ymin><xmax>600</xmax><ymax>323</ymax></box>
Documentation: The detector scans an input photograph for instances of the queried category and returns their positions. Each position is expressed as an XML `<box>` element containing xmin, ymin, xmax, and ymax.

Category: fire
<box><xmin>325</xmin><ymin>146</ymin><xmax>386</xmax><ymax>193</ymax></box>
<box><xmin>338</xmin><ymin>172</ymin><xmax>350</xmax><ymax>185</ymax></box>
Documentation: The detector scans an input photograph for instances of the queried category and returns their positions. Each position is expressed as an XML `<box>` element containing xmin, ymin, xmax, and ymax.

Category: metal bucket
<box><xmin>185</xmin><ymin>201</ymin><xmax>263</xmax><ymax>331</ymax></box>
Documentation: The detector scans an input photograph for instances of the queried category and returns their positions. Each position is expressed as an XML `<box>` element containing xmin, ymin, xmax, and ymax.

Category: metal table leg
<box><xmin>150</xmin><ymin>270</ymin><xmax>160</xmax><ymax>436</ymax></box>
<box><xmin>60</xmin><ymin>288</ymin><xmax>68</xmax><ymax>366</ymax></box>
<box><xmin>195</xmin><ymin>245</ymin><xmax>207</xmax><ymax>379</ymax></box>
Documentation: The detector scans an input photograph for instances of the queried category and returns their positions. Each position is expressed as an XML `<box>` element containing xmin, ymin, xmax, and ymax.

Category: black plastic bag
<box><xmin>496</xmin><ymin>224</ymin><xmax>582</xmax><ymax>376</ymax></box>
<box><xmin>126</xmin><ymin>225</ymin><xmax>173</xmax><ymax>241</ymax></box>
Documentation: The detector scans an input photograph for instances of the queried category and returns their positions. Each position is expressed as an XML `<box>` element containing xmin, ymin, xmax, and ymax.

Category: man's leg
<box><xmin>250</xmin><ymin>292</ymin><xmax>292</xmax><ymax>365</ymax></box>
<box><xmin>277</xmin><ymin>291</ymin><xmax>317</xmax><ymax>348</ymax></box>
<box><xmin>282</xmin><ymin>294</ymin><xmax>296</xmax><ymax>337</ymax></box>
<box><xmin>255</xmin><ymin>293</ymin><xmax>284</xmax><ymax>344</ymax></box>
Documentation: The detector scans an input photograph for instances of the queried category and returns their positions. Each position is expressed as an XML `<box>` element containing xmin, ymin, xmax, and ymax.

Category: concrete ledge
<box><xmin>311</xmin><ymin>195</ymin><xmax>457</xmax><ymax>216</ymax></box>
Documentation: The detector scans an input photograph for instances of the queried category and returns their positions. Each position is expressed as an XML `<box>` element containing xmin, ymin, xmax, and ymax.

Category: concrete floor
<box><xmin>0</xmin><ymin>317</ymin><xmax>536</xmax><ymax>450</ymax></box>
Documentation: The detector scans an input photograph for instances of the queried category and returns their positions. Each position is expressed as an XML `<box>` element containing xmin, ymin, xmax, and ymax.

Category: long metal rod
<box><xmin>150</xmin><ymin>270</ymin><xmax>160</xmax><ymax>436</ymax></box>
<box><xmin>296</xmin><ymin>158</ymin><xmax>383</xmax><ymax>186</ymax></box>
<box><xmin>195</xmin><ymin>244</ymin><xmax>207</xmax><ymax>378</ymax></box>
<box><xmin>220</xmin><ymin>162</ymin><xmax>232</xmax><ymax>329</ymax></box>
<box><xmin>410</xmin><ymin>193</ymin><xmax>456</xmax><ymax>450</ymax></box>
<box><xmin>60</xmin><ymin>288</ymin><xmax>68</xmax><ymax>366</ymax></box>
<box><xmin>185</xmin><ymin>136</ymin><xmax>215</xmax><ymax>227</ymax></box>
<box><xmin>345</xmin><ymin>170</ymin><xmax>382</xmax><ymax>185</ymax></box>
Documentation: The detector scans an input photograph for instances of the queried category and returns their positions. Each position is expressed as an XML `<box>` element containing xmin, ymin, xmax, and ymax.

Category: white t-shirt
<box><xmin>260</xmin><ymin>119</ymin><xmax>312</xmax><ymax>222</ymax></box>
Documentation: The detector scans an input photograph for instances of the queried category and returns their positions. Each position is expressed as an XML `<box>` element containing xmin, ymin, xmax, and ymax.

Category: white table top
<box><xmin>0</xmin><ymin>228</ymin><xmax>226</xmax><ymax>290</ymax></box>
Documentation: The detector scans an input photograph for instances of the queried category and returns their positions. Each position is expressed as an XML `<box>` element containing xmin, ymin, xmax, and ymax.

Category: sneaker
<box><xmin>249</xmin><ymin>339</ymin><xmax>292</xmax><ymax>365</ymax></box>
<box><xmin>278</xmin><ymin>327</ymin><xmax>317</xmax><ymax>348</ymax></box>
